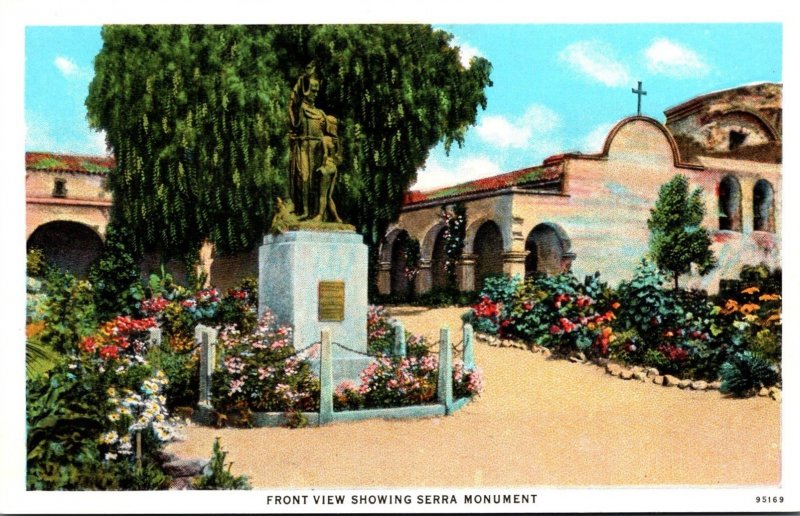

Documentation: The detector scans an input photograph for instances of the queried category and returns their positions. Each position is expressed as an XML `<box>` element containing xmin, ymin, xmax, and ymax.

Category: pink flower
<box><xmin>229</xmin><ymin>378</ymin><xmax>244</xmax><ymax>395</ymax></box>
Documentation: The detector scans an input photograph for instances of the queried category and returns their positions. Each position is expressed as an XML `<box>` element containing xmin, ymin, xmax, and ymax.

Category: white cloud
<box><xmin>644</xmin><ymin>38</ymin><xmax>709</xmax><ymax>78</ymax></box>
<box><xmin>580</xmin><ymin>122</ymin><xmax>616</xmax><ymax>153</ymax></box>
<box><xmin>559</xmin><ymin>40</ymin><xmax>631</xmax><ymax>87</ymax></box>
<box><xmin>452</xmin><ymin>37</ymin><xmax>482</xmax><ymax>69</ymax></box>
<box><xmin>89</xmin><ymin>130</ymin><xmax>110</xmax><ymax>156</ymax></box>
<box><xmin>412</xmin><ymin>155</ymin><xmax>502</xmax><ymax>192</ymax></box>
<box><xmin>54</xmin><ymin>56</ymin><xmax>78</xmax><ymax>77</ymax></box>
<box><xmin>475</xmin><ymin>104</ymin><xmax>562</xmax><ymax>149</ymax></box>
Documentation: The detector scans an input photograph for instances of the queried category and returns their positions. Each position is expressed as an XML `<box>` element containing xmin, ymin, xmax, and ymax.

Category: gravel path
<box><xmin>166</xmin><ymin>306</ymin><xmax>781</xmax><ymax>488</ymax></box>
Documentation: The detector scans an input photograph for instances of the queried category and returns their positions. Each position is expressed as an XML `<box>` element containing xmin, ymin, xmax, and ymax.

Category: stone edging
<box><xmin>476</xmin><ymin>333</ymin><xmax>782</xmax><ymax>402</ymax></box>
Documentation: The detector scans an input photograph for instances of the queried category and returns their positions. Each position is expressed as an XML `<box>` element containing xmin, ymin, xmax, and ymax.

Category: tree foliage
<box><xmin>86</xmin><ymin>25</ymin><xmax>492</xmax><ymax>267</ymax></box>
<box><xmin>647</xmin><ymin>175</ymin><xmax>716</xmax><ymax>289</ymax></box>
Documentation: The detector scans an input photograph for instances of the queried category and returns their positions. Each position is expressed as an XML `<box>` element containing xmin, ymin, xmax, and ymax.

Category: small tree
<box><xmin>647</xmin><ymin>175</ymin><xmax>716</xmax><ymax>289</ymax></box>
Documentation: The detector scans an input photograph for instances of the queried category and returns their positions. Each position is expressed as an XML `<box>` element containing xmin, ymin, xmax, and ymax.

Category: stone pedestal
<box><xmin>259</xmin><ymin>230</ymin><xmax>373</xmax><ymax>383</ymax></box>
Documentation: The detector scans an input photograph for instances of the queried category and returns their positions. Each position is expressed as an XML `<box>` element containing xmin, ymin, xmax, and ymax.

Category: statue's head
<box><xmin>304</xmin><ymin>76</ymin><xmax>320</xmax><ymax>103</ymax></box>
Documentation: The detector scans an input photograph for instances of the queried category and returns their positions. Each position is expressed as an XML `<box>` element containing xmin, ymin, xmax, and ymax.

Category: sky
<box><xmin>24</xmin><ymin>24</ymin><xmax>782</xmax><ymax>191</ymax></box>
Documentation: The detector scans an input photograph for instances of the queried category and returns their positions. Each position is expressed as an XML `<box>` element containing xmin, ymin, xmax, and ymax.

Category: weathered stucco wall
<box><xmin>390</xmin><ymin>115</ymin><xmax>781</xmax><ymax>294</ymax></box>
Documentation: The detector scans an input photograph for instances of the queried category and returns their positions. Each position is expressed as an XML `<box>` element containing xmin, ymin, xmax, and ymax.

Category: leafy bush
<box><xmin>333</xmin><ymin>354</ymin><xmax>483</xmax><ymax>410</ymax></box>
<box><xmin>38</xmin><ymin>268</ymin><xmax>97</xmax><ymax>355</ymax></box>
<box><xmin>147</xmin><ymin>345</ymin><xmax>199</xmax><ymax>411</ymax></box>
<box><xmin>27</xmin><ymin>247</ymin><xmax>47</xmax><ymax>277</ymax></box>
<box><xmin>719</xmin><ymin>351</ymin><xmax>780</xmax><ymax>397</ymax></box>
<box><xmin>27</xmin><ymin>314</ymin><xmax>180</xmax><ymax>490</ymax></box>
<box><xmin>410</xmin><ymin>287</ymin><xmax>479</xmax><ymax>308</ymax></box>
<box><xmin>211</xmin><ymin>310</ymin><xmax>320</xmax><ymax>420</ymax></box>
<box><xmin>215</xmin><ymin>282</ymin><xmax>258</xmax><ymax>334</ymax></box>
<box><xmin>193</xmin><ymin>438</ymin><xmax>250</xmax><ymax>490</ymax></box>
<box><xmin>88</xmin><ymin>224</ymin><xmax>144</xmax><ymax>320</ymax></box>
<box><xmin>466</xmin><ymin>272</ymin><xmax>618</xmax><ymax>359</ymax></box>
<box><xmin>367</xmin><ymin>305</ymin><xmax>396</xmax><ymax>355</ymax></box>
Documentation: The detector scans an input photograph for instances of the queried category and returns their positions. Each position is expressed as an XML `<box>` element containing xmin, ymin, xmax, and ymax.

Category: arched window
<box><xmin>718</xmin><ymin>175</ymin><xmax>742</xmax><ymax>231</ymax></box>
<box><xmin>753</xmin><ymin>179</ymin><xmax>775</xmax><ymax>232</ymax></box>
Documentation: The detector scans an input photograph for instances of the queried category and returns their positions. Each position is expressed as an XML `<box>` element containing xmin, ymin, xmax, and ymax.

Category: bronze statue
<box><xmin>288</xmin><ymin>62</ymin><xmax>343</xmax><ymax>223</ymax></box>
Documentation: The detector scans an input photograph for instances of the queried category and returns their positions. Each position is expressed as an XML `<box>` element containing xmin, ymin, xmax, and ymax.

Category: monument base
<box><xmin>259</xmin><ymin>230</ymin><xmax>373</xmax><ymax>383</ymax></box>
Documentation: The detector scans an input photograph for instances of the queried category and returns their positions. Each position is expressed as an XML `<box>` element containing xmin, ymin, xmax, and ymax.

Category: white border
<box><xmin>2</xmin><ymin>0</ymin><xmax>797</xmax><ymax>513</ymax></box>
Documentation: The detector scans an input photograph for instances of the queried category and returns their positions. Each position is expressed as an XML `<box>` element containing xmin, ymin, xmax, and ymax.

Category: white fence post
<box><xmin>437</xmin><ymin>327</ymin><xmax>453</xmax><ymax>413</ymax></box>
<box><xmin>319</xmin><ymin>329</ymin><xmax>334</xmax><ymax>425</ymax></box>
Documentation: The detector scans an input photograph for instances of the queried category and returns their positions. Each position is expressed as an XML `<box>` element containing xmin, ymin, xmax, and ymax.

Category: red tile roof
<box><xmin>26</xmin><ymin>152</ymin><xmax>114</xmax><ymax>175</ymax></box>
<box><xmin>404</xmin><ymin>162</ymin><xmax>563</xmax><ymax>205</ymax></box>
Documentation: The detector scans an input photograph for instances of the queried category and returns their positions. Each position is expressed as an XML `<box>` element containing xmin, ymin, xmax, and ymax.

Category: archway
<box><xmin>389</xmin><ymin>230</ymin><xmax>412</xmax><ymax>297</ymax></box>
<box><xmin>525</xmin><ymin>223</ymin><xmax>573</xmax><ymax>277</ymax></box>
<box><xmin>753</xmin><ymin>179</ymin><xmax>775</xmax><ymax>232</ymax></box>
<box><xmin>27</xmin><ymin>221</ymin><xmax>104</xmax><ymax>278</ymax></box>
<box><xmin>430</xmin><ymin>228</ymin><xmax>449</xmax><ymax>289</ymax></box>
<box><xmin>473</xmin><ymin>221</ymin><xmax>504</xmax><ymax>291</ymax></box>
<box><xmin>718</xmin><ymin>175</ymin><xmax>743</xmax><ymax>231</ymax></box>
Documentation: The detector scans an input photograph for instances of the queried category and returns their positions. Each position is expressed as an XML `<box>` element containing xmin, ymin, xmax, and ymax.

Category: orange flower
<box><xmin>741</xmin><ymin>286</ymin><xmax>760</xmax><ymax>295</ymax></box>
<box><xmin>759</xmin><ymin>293</ymin><xmax>781</xmax><ymax>302</ymax></box>
<box><xmin>722</xmin><ymin>299</ymin><xmax>739</xmax><ymax>314</ymax></box>
<box><xmin>739</xmin><ymin>303</ymin><xmax>760</xmax><ymax>315</ymax></box>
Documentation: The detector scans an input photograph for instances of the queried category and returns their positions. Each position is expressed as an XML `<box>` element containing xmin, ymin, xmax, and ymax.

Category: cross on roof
<box><xmin>632</xmin><ymin>80</ymin><xmax>647</xmax><ymax>116</ymax></box>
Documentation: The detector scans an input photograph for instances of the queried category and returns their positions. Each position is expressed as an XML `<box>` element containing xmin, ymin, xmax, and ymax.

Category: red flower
<box><xmin>81</xmin><ymin>336</ymin><xmax>97</xmax><ymax>353</ymax></box>
<box><xmin>522</xmin><ymin>301</ymin><xmax>533</xmax><ymax>311</ymax></box>
<box><xmin>549</xmin><ymin>325</ymin><xmax>561</xmax><ymax>335</ymax></box>
<box><xmin>99</xmin><ymin>344</ymin><xmax>120</xmax><ymax>360</ymax></box>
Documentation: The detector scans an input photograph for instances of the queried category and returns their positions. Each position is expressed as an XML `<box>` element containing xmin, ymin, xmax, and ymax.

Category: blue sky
<box><xmin>25</xmin><ymin>24</ymin><xmax>782</xmax><ymax>190</ymax></box>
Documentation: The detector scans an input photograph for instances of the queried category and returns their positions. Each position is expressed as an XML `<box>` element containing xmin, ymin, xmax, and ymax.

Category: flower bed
<box><xmin>203</xmin><ymin>308</ymin><xmax>483</xmax><ymax>428</ymax></box>
<box><xmin>465</xmin><ymin>262</ymin><xmax>781</xmax><ymax>398</ymax></box>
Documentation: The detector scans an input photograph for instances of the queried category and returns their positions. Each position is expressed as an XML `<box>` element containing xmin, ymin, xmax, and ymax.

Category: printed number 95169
<box><xmin>756</xmin><ymin>496</ymin><xmax>783</xmax><ymax>503</ymax></box>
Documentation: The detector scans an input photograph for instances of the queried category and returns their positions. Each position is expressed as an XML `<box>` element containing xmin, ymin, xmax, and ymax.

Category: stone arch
<box><xmin>473</xmin><ymin>220</ymin><xmax>504</xmax><ymax>291</ymax></box>
<box><xmin>464</xmin><ymin>217</ymin><xmax>506</xmax><ymax>255</ymax></box>
<box><xmin>718</xmin><ymin>175</ymin><xmax>743</xmax><ymax>231</ymax></box>
<box><xmin>753</xmin><ymin>179</ymin><xmax>775</xmax><ymax>232</ymax></box>
<box><xmin>420</xmin><ymin>221</ymin><xmax>447</xmax><ymax>261</ymax></box>
<box><xmin>388</xmin><ymin>229</ymin><xmax>412</xmax><ymax>297</ymax></box>
<box><xmin>525</xmin><ymin>223</ymin><xmax>574</xmax><ymax>277</ymax></box>
<box><xmin>27</xmin><ymin>220</ymin><xmax>104</xmax><ymax>278</ymax></box>
<box><xmin>430</xmin><ymin>228</ymin><xmax>449</xmax><ymax>289</ymax></box>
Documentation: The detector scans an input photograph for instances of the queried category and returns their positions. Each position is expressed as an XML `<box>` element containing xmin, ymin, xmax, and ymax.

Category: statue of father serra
<box><xmin>288</xmin><ymin>62</ymin><xmax>343</xmax><ymax>223</ymax></box>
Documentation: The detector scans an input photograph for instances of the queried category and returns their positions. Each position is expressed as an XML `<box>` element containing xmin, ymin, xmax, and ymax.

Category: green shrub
<box><xmin>147</xmin><ymin>345</ymin><xmax>199</xmax><ymax>411</ymax></box>
<box><xmin>27</xmin><ymin>248</ymin><xmax>47</xmax><ymax>277</ymax></box>
<box><xmin>367</xmin><ymin>305</ymin><xmax>396</xmax><ymax>355</ymax></box>
<box><xmin>193</xmin><ymin>438</ymin><xmax>251</xmax><ymax>490</ymax></box>
<box><xmin>88</xmin><ymin>224</ymin><xmax>145</xmax><ymax>320</ymax></box>
<box><xmin>719</xmin><ymin>351</ymin><xmax>780</xmax><ymax>397</ymax></box>
<box><xmin>38</xmin><ymin>268</ymin><xmax>97</xmax><ymax>355</ymax></box>
<box><xmin>212</xmin><ymin>310</ymin><xmax>320</xmax><ymax>417</ymax></box>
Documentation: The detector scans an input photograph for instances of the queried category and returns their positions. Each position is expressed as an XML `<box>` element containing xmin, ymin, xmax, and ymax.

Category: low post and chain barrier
<box><xmin>195</xmin><ymin>321</ymin><xmax>468</xmax><ymax>425</ymax></box>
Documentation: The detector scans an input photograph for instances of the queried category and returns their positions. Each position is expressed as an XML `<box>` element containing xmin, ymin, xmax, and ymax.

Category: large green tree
<box><xmin>647</xmin><ymin>174</ymin><xmax>716</xmax><ymax>289</ymax></box>
<box><xmin>86</xmin><ymin>25</ymin><xmax>492</xmax><ymax>277</ymax></box>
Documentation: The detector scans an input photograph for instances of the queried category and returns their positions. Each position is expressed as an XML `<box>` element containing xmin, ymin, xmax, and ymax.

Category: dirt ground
<box><xmin>166</xmin><ymin>306</ymin><xmax>781</xmax><ymax>488</ymax></box>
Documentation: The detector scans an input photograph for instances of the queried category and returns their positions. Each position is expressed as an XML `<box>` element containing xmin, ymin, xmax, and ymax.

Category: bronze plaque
<box><xmin>318</xmin><ymin>281</ymin><xmax>345</xmax><ymax>321</ymax></box>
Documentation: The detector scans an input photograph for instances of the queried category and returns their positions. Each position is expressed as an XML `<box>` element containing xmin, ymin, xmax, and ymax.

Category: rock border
<box><xmin>476</xmin><ymin>332</ymin><xmax>781</xmax><ymax>401</ymax></box>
